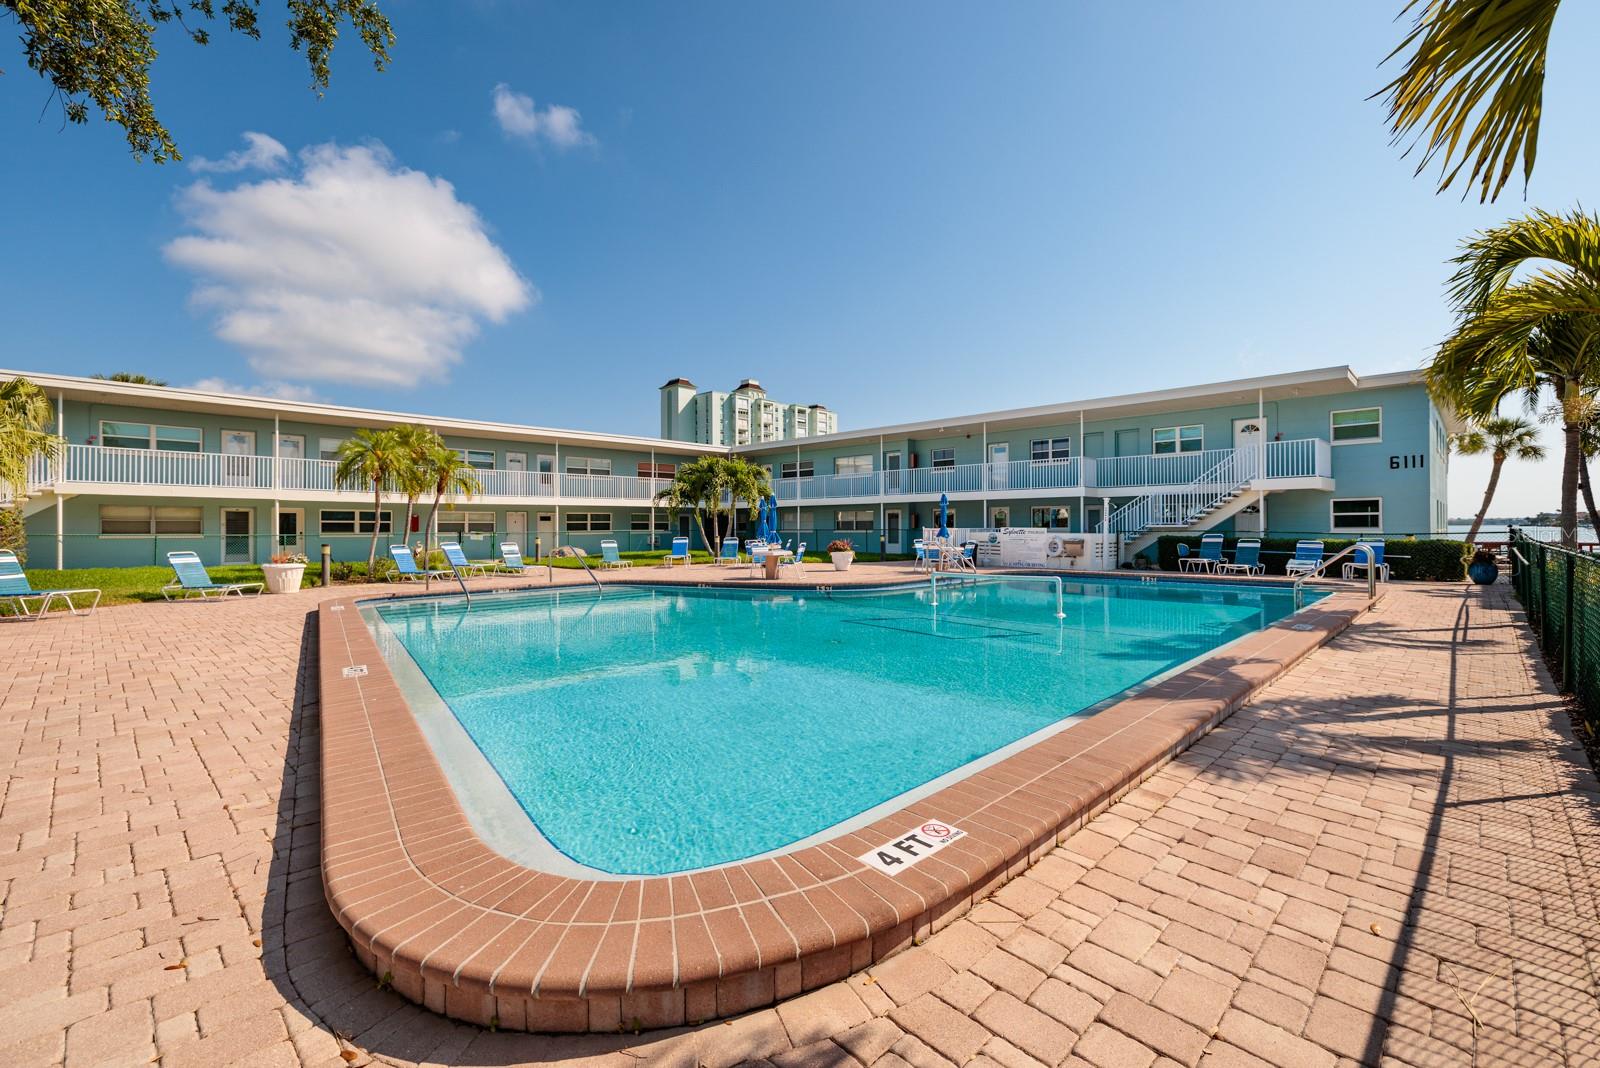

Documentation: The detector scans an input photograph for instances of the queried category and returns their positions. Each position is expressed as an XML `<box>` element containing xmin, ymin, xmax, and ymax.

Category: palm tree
<box><xmin>91</xmin><ymin>372</ymin><xmax>169</xmax><ymax>385</ymax></box>
<box><xmin>389</xmin><ymin>424</ymin><xmax>443</xmax><ymax>543</ymax></box>
<box><xmin>654</xmin><ymin>456</ymin><xmax>721</xmax><ymax>556</ymax></box>
<box><xmin>419</xmin><ymin>443</ymin><xmax>482</xmax><ymax>564</ymax></box>
<box><xmin>1424</xmin><ymin>209</ymin><xmax>1600</xmax><ymax>546</ymax></box>
<box><xmin>1379</xmin><ymin>0</ymin><xmax>1563</xmax><ymax>202</ymax></box>
<box><xmin>333</xmin><ymin>428</ymin><xmax>405</xmax><ymax>573</ymax></box>
<box><xmin>724</xmin><ymin>457</ymin><xmax>773</xmax><ymax>548</ymax></box>
<box><xmin>1452</xmin><ymin>416</ymin><xmax>1545</xmax><ymax>542</ymax></box>
<box><xmin>0</xmin><ymin>376</ymin><xmax>61</xmax><ymax>502</ymax></box>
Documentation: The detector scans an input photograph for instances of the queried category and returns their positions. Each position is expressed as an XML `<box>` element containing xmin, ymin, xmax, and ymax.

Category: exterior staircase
<box><xmin>1099</xmin><ymin>447</ymin><xmax>1261</xmax><ymax>561</ymax></box>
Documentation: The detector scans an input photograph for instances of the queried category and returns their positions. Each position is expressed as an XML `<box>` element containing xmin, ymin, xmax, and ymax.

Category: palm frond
<box><xmin>1445</xmin><ymin>207</ymin><xmax>1600</xmax><ymax>313</ymax></box>
<box><xmin>1379</xmin><ymin>0</ymin><xmax>1562</xmax><ymax>202</ymax></box>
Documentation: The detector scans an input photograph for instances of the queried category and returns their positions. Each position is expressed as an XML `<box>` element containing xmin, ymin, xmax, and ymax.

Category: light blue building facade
<box><xmin>5</xmin><ymin>365</ymin><xmax>1451</xmax><ymax>568</ymax></box>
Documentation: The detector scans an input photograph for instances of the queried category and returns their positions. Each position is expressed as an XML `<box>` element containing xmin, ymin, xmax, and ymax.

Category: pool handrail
<box><xmin>1292</xmin><ymin>542</ymin><xmax>1375</xmax><ymax>607</ymax></box>
<box><xmin>929</xmin><ymin>571</ymin><xmax>1065</xmax><ymax>619</ymax></box>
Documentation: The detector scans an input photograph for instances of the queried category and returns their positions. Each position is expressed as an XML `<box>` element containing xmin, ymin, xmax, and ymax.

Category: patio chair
<box><xmin>662</xmin><ymin>536</ymin><xmax>691</xmax><ymax>567</ymax></box>
<box><xmin>599</xmin><ymin>539</ymin><xmax>634</xmax><ymax>569</ymax></box>
<box><xmin>748</xmin><ymin>541</ymin><xmax>771</xmax><ymax>576</ymax></box>
<box><xmin>913</xmin><ymin>538</ymin><xmax>931</xmax><ymax>572</ymax></box>
<box><xmin>386</xmin><ymin>545</ymin><xmax>450</xmax><ymax>583</ymax></box>
<box><xmin>1216</xmin><ymin>539</ymin><xmax>1264</xmax><ymax>576</ymax></box>
<box><xmin>489</xmin><ymin>542</ymin><xmax>534</xmax><ymax>574</ymax></box>
<box><xmin>0</xmin><ymin>550</ymin><xmax>101</xmax><ymax>619</ymax></box>
<box><xmin>781</xmin><ymin>542</ymin><xmax>806</xmax><ymax>575</ymax></box>
<box><xmin>1179</xmin><ymin>534</ymin><xmax>1223</xmax><ymax>573</ymax></box>
<box><xmin>1285</xmin><ymin>540</ymin><xmax>1326</xmax><ymax>578</ymax></box>
<box><xmin>1342</xmin><ymin>541</ymin><xmax>1390</xmax><ymax>582</ymax></box>
<box><xmin>439</xmin><ymin>542</ymin><xmax>489</xmax><ymax>577</ymax></box>
<box><xmin>162</xmin><ymin>550</ymin><xmax>264</xmax><ymax>600</ymax></box>
<box><xmin>716</xmin><ymin>538</ymin><xmax>742</xmax><ymax>566</ymax></box>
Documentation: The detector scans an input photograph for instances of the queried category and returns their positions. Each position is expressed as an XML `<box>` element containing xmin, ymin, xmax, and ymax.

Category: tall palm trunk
<box><xmin>1464</xmin><ymin>450</ymin><xmax>1506</xmax><ymax>544</ymax></box>
<box><xmin>368</xmin><ymin>482</ymin><xmax>382</xmax><ymax>573</ymax></box>
<box><xmin>1582</xmin><ymin>455</ymin><xmax>1600</xmax><ymax>541</ymax></box>
<box><xmin>1560</xmin><ymin>378</ymin><xmax>1583</xmax><ymax>547</ymax></box>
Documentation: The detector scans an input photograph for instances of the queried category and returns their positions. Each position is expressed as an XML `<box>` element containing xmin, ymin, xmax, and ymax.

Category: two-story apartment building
<box><xmin>5</xmin><ymin>365</ymin><xmax>1450</xmax><ymax>569</ymax></box>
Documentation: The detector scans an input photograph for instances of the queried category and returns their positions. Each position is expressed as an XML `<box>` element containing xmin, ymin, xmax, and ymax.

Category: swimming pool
<box><xmin>365</xmin><ymin>577</ymin><xmax>1320</xmax><ymax>876</ymax></box>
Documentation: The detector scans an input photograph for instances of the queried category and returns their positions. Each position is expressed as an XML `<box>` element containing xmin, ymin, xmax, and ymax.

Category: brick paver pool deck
<box><xmin>2</xmin><ymin>566</ymin><xmax>1598</xmax><ymax>1067</ymax></box>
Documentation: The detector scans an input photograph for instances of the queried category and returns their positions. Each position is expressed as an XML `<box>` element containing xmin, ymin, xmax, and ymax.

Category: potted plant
<box><xmin>1467</xmin><ymin>547</ymin><xmax>1499</xmax><ymax>586</ymax></box>
<box><xmin>828</xmin><ymin>539</ymin><xmax>855</xmax><ymax>572</ymax></box>
<box><xmin>262</xmin><ymin>551</ymin><xmax>308</xmax><ymax>594</ymax></box>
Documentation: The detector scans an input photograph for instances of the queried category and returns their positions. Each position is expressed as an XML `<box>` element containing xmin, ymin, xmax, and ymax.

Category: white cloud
<box><xmin>188</xmin><ymin>132</ymin><xmax>290</xmax><ymax>174</ymax></box>
<box><xmin>187</xmin><ymin>377</ymin><xmax>323</xmax><ymax>402</ymax></box>
<box><xmin>165</xmin><ymin>139</ymin><xmax>535</xmax><ymax>388</ymax></box>
<box><xmin>492</xmin><ymin>84</ymin><xmax>595</xmax><ymax>148</ymax></box>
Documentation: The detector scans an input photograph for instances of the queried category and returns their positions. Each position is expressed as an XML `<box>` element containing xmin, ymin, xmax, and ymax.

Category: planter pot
<box><xmin>262</xmin><ymin>563</ymin><xmax>307</xmax><ymax>595</ymax></box>
<box><xmin>1468</xmin><ymin>559</ymin><xmax>1499</xmax><ymax>586</ymax></box>
<box><xmin>830</xmin><ymin>551</ymin><xmax>854</xmax><ymax>572</ymax></box>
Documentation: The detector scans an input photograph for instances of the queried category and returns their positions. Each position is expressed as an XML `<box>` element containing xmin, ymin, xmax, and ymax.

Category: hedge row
<box><xmin>1154</xmin><ymin>535</ymin><xmax>1468</xmax><ymax>581</ymax></box>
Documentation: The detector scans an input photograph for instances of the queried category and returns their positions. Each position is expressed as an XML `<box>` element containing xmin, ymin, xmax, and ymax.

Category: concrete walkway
<box><xmin>1</xmin><ymin>578</ymin><xmax>1597</xmax><ymax>1067</ymax></box>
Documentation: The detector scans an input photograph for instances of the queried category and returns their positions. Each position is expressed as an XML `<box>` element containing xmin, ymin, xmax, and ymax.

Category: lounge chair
<box><xmin>1285</xmin><ymin>540</ymin><xmax>1326</xmax><ymax>577</ymax></box>
<box><xmin>386</xmin><ymin>545</ymin><xmax>450</xmax><ymax>583</ymax></box>
<box><xmin>439</xmin><ymin>542</ymin><xmax>489</xmax><ymax>577</ymax></box>
<box><xmin>1342</xmin><ymin>541</ymin><xmax>1390</xmax><ymax>582</ymax></box>
<box><xmin>488</xmin><ymin>542</ymin><xmax>534</xmax><ymax>574</ymax></box>
<box><xmin>662</xmin><ymin>536</ymin><xmax>691</xmax><ymax>568</ymax></box>
<box><xmin>1216</xmin><ymin>539</ymin><xmax>1264</xmax><ymax>576</ymax></box>
<box><xmin>716</xmin><ymin>538</ymin><xmax>741</xmax><ymax>566</ymax></box>
<box><xmin>1179</xmin><ymin>534</ymin><xmax>1224</xmax><ymax>573</ymax></box>
<box><xmin>599</xmin><ymin>539</ymin><xmax>634</xmax><ymax>569</ymax></box>
<box><xmin>781</xmin><ymin>542</ymin><xmax>807</xmax><ymax>575</ymax></box>
<box><xmin>162</xmin><ymin>550</ymin><xmax>263</xmax><ymax>600</ymax></box>
<box><xmin>0</xmin><ymin>550</ymin><xmax>101</xmax><ymax>619</ymax></box>
<box><xmin>913</xmin><ymin>539</ymin><xmax>931</xmax><ymax>572</ymax></box>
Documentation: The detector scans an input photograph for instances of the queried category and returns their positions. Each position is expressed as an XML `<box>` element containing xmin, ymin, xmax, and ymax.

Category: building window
<box><xmin>99</xmin><ymin>504</ymin><xmax>203</xmax><ymax>535</ymax></box>
<box><xmin>1153</xmin><ymin>425</ymin><xmax>1204</xmax><ymax>454</ymax></box>
<box><xmin>455</xmin><ymin>448</ymin><xmax>495</xmax><ymax>470</ymax></box>
<box><xmin>98</xmin><ymin>421</ymin><xmax>204</xmax><ymax>452</ymax></box>
<box><xmin>779</xmin><ymin>460</ymin><xmax>814</xmax><ymax>479</ymax></box>
<box><xmin>835</xmin><ymin>455</ymin><xmax>872</xmax><ymax>476</ymax></box>
<box><xmin>630</xmin><ymin>513</ymin><xmax>669</xmax><ymax>532</ymax></box>
<box><xmin>318</xmin><ymin>437</ymin><xmax>345</xmax><ymax>460</ymax></box>
<box><xmin>438</xmin><ymin>511</ymin><xmax>496</xmax><ymax>538</ymax></box>
<box><xmin>1331</xmin><ymin>407</ymin><xmax>1382</xmax><ymax>444</ymax></box>
<box><xmin>930</xmin><ymin>447</ymin><xmax>956</xmax><ymax>468</ymax></box>
<box><xmin>1031</xmin><ymin>506</ymin><xmax>1071</xmax><ymax>529</ymax></box>
<box><xmin>637</xmin><ymin>462</ymin><xmax>676</xmax><ymax>479</ymax></box>
<box><xmin>563</xmin><ymin>457</ymin><xmax>612</xmax><ymax>476</ymax></box>
<box><xmin>319</xmin><ymin>509</ymin><xmax>392</xmax><ymax>535</ymax></box>
<box><xmin>1331</xmin><ymin>498</ymin><xmax>1382</xmax><ymax>531</ymax></box>
<box><xmin>565</xmin><ymin>512</ymin><xmax>612</xmax><ymax>532</ymax></box>
<box><xmin>836</xmin><ymin>509</ymin><xmax>874</xmax><ymax>531</ymax></box>
<box><xmin>1030</xmin><ymin>438</ymin><xmax>1071</xmax><ymax>462</ymax></box>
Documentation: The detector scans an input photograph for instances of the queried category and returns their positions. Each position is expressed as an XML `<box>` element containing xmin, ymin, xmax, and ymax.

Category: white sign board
<box><xmin>858</xmin><ymin>821</ymin><xmax>966</xmax><ymax>875</ymax></box>
<box><xmin>973</xmin><ymin>529</ymin><xmax>1087</xmax><ymax>569</ymax></box>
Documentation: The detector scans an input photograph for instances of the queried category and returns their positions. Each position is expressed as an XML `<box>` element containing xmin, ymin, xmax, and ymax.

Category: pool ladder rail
<box><xmin>929</xmin><ymin>572</ymin><xmax>1066</xmax><ymax>619</ymax></box>
<box><xmin>1291</xmin><ymin>542</ymin><xmax>1378</xmax><ymax>608</ymax></box>
<box><xmin>550</xmin><ymin>545</ymin><xmax>603</xmax><ymax>594</ymax></box>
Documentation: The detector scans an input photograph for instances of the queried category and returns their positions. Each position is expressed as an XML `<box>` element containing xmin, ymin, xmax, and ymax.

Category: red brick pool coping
<box><xmin>317</xmin><ymin>581</ymin><xmax>1375</xmax><ymax>1033</ymax></box>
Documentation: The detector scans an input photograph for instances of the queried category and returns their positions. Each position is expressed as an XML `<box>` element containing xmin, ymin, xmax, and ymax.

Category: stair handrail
<box><xmin>1099</xmin><ymin>446</ymin><xmax>1256</xmax><ymax>538</ymax></box>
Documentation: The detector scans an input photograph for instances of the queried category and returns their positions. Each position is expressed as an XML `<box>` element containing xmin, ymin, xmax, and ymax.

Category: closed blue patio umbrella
<box><xmin>757</xmin><ymin>496</ymin><xmax>771</xmax><ymax>542</ymax></box>
<box><xmin>937</xmin><ymin>493</ymin><xmax>949</xmax><ymax>540</ymax></box>
<box><xmin>766</xmin><ymin>496</ymin><xmax>779</xmax><ymax>542</ymax></box>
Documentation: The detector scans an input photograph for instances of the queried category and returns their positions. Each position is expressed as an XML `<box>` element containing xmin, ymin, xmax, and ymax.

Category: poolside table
<box><xmin>762</xmin><ymin>548</ymin><xmax>792</xmax><ymax>579</ymax></box>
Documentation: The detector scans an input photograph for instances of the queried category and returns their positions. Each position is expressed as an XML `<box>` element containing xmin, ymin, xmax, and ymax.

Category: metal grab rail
<box><xmin>928</xmin><ymin>572</ymin><xmax>1065</xmax><ymax>619</ymax></box>
<box><xmin>550</xmin><ymin>544</ymin><xmax>602</xmax><ymax>594</ymax></box>
<box><xmin>1292</xmin><ymin>542</ymin><xmax>1376</xmax><ymax>608</ymax></box>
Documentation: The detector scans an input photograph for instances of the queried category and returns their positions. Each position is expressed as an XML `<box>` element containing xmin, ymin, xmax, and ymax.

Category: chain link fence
<box><xmin>1510</xmin><ymin>529</ymin><xmax>1600</xmax><ymax>727</ymax></box>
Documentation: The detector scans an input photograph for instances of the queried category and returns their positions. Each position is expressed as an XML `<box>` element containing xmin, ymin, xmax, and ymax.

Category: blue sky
<box><xmin>5</xmin><ymin>2</ymin><xmax>1600</xmax><ymax>516</ymax></box>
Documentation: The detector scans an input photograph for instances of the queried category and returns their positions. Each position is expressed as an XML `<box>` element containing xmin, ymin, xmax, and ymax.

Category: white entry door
<box><xmin>885</xmin><ymin>508</ymin><xmax>902</xmax><ymax>552</ymax></box>
<box><xmin>222</xmin><ymin>508</ymin><xmax>253</xmax><ymax>564</ymax></box>
<box><xmin>535</xmin><ymin>512</ymin><xmax>555</xmax><ymax>554</ymax></box>
<box><xmin>988</xmin><ymin>443</ymin><xmax>1009</xmax><ymax>490</ymax></box>
<box><xmin>222</xmin><ymin>429</ymin><xmax>256</xmax><ymax>486</ymax></box>
<box><xmin>506</xmin><ymin>510</ymin><xmax>528</xmax><ymax>549</ymax></box>
<box><xmin>277</xmin><ymin>508</ymin><xmax>305</xmax><ymax>555</ymax></box>
<box><xmin>1233</xmin><ymin>417</ymin><xmax>1267</xmax><ymax>534</ymax></box>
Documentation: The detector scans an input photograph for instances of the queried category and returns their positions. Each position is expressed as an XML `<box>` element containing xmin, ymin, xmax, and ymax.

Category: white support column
<box><xmin>879</xmin><ymin>433</ymin><xmax>885</xmax><ymax>554</ymax></box>
<box><xmin>55</xmin><ymin>391</ymin><xmax>65</xmax><ymax>569</ymax></box>
<box><xmin>981</xmin><ymin>421</ymin><xmax>988</xmax><ymax>524</ymax></box>
<box><xmin>272</xmin><ymin>414</ymin><xmax>281</xmax><ymax>556</ymax></box>
<box><xmin>1258</xmin><ymin>388</ymin><xmax>1267</xmax><ymax>537</ymax></box>
<box><xmin>649</xmin><ymin>447</ymin><xmax>656</xmax><ymax>550</ymax></box>
<box><xmin>55</xmin><ymin>493</ymin><xmax>64</xmax><ymax>570</ymax></box>
<box><xmin>1078</xmin><ymin>410</ymin><xmax>1087</xmax><ymax>531</ymax></box>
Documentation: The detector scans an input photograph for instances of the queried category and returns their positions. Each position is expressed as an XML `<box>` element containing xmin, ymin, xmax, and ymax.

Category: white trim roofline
<box><xmin>734</xmin><ymin>365</ymin><xmax>1426</xmax><ymax>453</ymax></box>
<box><xmin>0</xmin><ymin>368</ymin><xmax>726</xmax><ymax>454</ymax></box>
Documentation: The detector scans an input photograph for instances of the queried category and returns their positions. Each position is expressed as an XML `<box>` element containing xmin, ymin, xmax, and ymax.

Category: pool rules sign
<box><xmin>858</xmin><ymin>821</ymin><xmax>966</xmax><ymax>875</ymax></box>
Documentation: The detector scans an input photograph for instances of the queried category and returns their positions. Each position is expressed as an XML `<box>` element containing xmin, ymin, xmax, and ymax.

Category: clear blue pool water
<box><xmin>368</xmin><ymin>578</ymin><xmax>1318</xmax><ymax>875</ymax></box>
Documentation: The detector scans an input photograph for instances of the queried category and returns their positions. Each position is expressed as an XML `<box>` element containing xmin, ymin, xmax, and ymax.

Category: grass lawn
<box><xmin>8</xmin><ymin>564</ymin><xmax>280</xmax><ymax>611</ymax></box>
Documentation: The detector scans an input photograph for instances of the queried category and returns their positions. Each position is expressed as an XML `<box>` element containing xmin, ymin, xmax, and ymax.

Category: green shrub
<box><xmin>0</xmin><ymin>506</ymin><xmax>24</xmax><ymax>566</ymax></box>
<box><xmin>1155</xmin><ymin>534</ymin><xmax>1467</xmax><ymax>581</ymax></box>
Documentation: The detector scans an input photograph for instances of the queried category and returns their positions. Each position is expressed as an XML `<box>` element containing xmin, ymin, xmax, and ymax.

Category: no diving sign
<box><xmin>858</xmin><ymin>821</ymin><xmax>966</xmax><ymax>875</ymax></box>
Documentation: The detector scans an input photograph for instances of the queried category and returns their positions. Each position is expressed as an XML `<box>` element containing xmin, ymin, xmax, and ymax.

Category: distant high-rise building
<box><xmin>659</xmin><ymin>378</ymin><xmax>837</xmax><ymax>446</ymax></box>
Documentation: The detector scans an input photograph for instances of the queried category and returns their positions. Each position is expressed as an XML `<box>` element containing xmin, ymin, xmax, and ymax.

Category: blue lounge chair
<box><xmin>1180</xmin><ymin>534</ymin><xmax>1224</xmax><ymax>573</ymax></box>
<box><xmin>599</xmin><ymin>539</ymin><xmax>633</xmax><ymax>569</ymax></box>
<box><xmin>913</xmin><ymin>538</ymin><xmax>931</xmax><ymax>571</ymax></box>
<box><xmin>1285</xmin><ymin>540</ymin><xmax>1326</xmax><ymax>577</ymax></box>
<box><xmin>162</xmin><ymin>550</ymin><xmax>263</xmax><ymax>600</ymax></box>
<box><xmin>0</xmin><ymin>550</ymin><xmax>101</xmax><ymax>619</ymax></box>
<box><xmin>716</xmin><ymin>538</ymin><xmax>741</xmax><ymax>566</ymax></box>
<box><xmin>781</xmin><ymin>542</ymin><xmax>807</xmax><ymax>575</ymax></box>
<box><xmin>1216</xmin><ymin>539</ymin><xmax>1264</xmax><ymax>576</ymax></box>
<box><xmin>1342</xmin><ymin>541</ymin><xmax>1390</xmax><ymax>582</ymax></box>
<box><xmin>439</xmin><ymin>542</ymin><xmax>488</xmax><ymax>577</ymax></box>
<box><xmin>489</xmin><ymin>542</ymin><xmax>533</xmax><ymax>574</ymax></box>
<box><xmin>386</xmin><ymin>545</ymin><xmax>449</xmax><ymax>583</ymax></box>
<box><xmin>662</xmin><ymin>536</ymin><xmax>691</xmax><ymax>567</ymax></box>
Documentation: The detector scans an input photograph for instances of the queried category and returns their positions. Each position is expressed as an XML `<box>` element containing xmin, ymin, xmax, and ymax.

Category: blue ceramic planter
<box><xmin>1468</xmin><ymin>560</ymin><xmax>1498</xmax><ymax>585</ymax></box>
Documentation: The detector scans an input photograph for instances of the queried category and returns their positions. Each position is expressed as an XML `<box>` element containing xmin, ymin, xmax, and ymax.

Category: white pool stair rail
<box><xmin>928</xmin><ymin>572</ymin><xmax>1066</xmax><ymax>619</ymax></box>
<box><xmin>1292</xmin><ymin>542</ymin><xmax>1377</xmax><ymax>609</ymax></box>
<box><xmin>550</xmin><ymin>544</ymin><xmax>603</xmax><ymax>594</ymax></box>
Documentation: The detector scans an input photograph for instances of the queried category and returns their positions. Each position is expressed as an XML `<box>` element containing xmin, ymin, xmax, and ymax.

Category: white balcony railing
<box><xmin>559</xmin><ymin>473</ymin><xmax>670</xmax><ymax>501</ymax></box>
<box><xmin>64</xmin><ymin>443</ymin><xmax>275</xmax><ymax>490</ymax></box>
